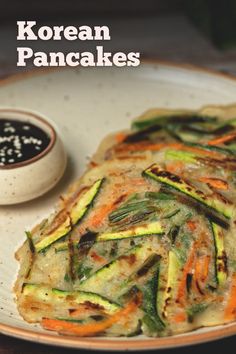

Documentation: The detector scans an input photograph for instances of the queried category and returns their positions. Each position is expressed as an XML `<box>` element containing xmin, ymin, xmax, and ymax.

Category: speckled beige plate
<box><xmin>1</xmin><ymin>62</ymin><xmax>236</xmax><ymax>351</ymax></box>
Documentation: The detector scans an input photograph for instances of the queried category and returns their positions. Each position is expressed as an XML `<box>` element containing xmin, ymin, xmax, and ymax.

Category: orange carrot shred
<box><xmin>118</xmin><ymin>142</ymin><xmax>167</xmax><ymax>152</ymax></box>
<box><xmin>194</xmin><ymin>255</ymin><xmax>210</xmax><ymax>284</ymax></box>
<box><xmin>224</xmin><ymin>274</ymin><xmax>236</xmax><ymax>321</ymax></box>
<box><xmin>208</xmin><ymin>132</ymin><xmax>236</xmax><ymax>146</ymax></box>
<box><xmin>176</xmin><ymin>244</ymin><xmax>195</xmax><ymax>304</ymax></box>
<box><xmin>172</xmin><ymin>311</ymin><xmax>187</xmax><ymax>323</ymax></box>
<box><xmin>198</xmin><ymin>177</ymin><xmax>228</xmax><ymax>190</ymax></box>
<box><xmin>187</xmin><ymin>220</ymin><xmax>197</xmax><ymax>232</ymax></box>
<box><xmin>166</xmin><ymin>161</ymin><xmax>184</xmax><ymax>174</ymax></box>
<box><xmin>115</xmin><ymin>133</ymin><xmax>127</xmax><ymax>143</ymax></box>
<box><xmin>174</xmin><ymin>144</ymin><xmax>223</xmax><ymax>158</ymax></box>
<box><xmin>90</xmin><ymin>251</ymin><xmax>107</xmax><ymax>264</ymax></box>
<box><xmin>41</xmin><ymin>292</ymin><xmax>142</xmax><ymax>336</ymax></box>
<box><xmin>131</xmin><ymin>178</ymin><xmax>148</xmax><ymax>186</ymax></box>
<box><xmin>90</xmin><ymin>204</ymin><xmax>115</xmax><ymax>228</ymax></box>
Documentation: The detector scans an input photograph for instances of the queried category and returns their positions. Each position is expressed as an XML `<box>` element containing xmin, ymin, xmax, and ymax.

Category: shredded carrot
<box><xmin>41</xmin><ymin>293</ymin><xmax>142</xmax><ymax>336</ymax></box>
<box><xmin>166</xmin><ymin>161</ymin><xmax>184</xmax><ymax>174</ymax></box>
<box><xmin>89</xmin><ymin>178</ymin><xmax>147</xmax><ymax>228</ymax></box>
<box><xmin>198</xmin><ymin>177</ymin><xmax>228</xmax><ymax>190</ymax></box>
<box><xmin>115</xmin><ymin>132</ymin><xmax>127</xmax><ymax>143</ymax></box>
<box><xmin>187</xmin><ymin>220</ymin><xmax>197</xmax><ymax>232</ymax></box>
<box><xmin>172</xmin><ymin>311</ymin><xmax>187</xmax><ymax>323</ymax></box>
<box><xmin>176</xmin><ymin>244</ymin><xmax>195</xmax><ymax>304</ymax></box>
<box><xmin>224</xmin><ymin>274</ymin><xmax>236</xmax><ymax>321</ymax></box>
<box><xmin>89</xmin><ymin>161</ymin><xmax>99</xmax><ymax>168</ymax></box>
<box><xmin>116</xmin><ymin>155</ymin><xmax>146</xmax><ymax>160</ymax></box>
<box><xmin>90</xmin><ymin>251</ymin><xmax>107</xmax><ymax>264</ymax></box>
<box><xmin>194</xmin><ymin>255</ymin><xmax>210</xmax><ymax>284</ymax></box>
<box><xmin>90</xmin><ymin>204</ymin><xmax>116</xmax><ymax>228</ymax></box>
<box><xmin>116</xmin><ymin>142</ymin><xmax>167</xmax><ymax>152</ymax></box>
<box><xmin>208</xmin><ymin>132</ymin><xmax>236</xmax><ymax>146</ymax></box>
<box><xmin>131</xmin><ymin>178</ymin><xmax>148</xmax><ymax>186</ymax></box>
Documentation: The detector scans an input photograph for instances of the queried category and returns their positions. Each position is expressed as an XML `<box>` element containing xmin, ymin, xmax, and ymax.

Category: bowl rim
<box><xmin>0</xmin><ymin>108</ymin><xmax>56</xmax><ymax>170</ymax></box>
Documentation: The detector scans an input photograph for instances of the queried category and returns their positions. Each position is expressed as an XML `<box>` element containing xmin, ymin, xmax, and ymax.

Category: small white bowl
<box><xmin>0</xmin><ymin>108</ymin><xmax>67</xmax><ymax>204</ymax></box>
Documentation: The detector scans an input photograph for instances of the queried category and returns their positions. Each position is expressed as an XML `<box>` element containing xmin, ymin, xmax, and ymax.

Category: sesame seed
<box><xmin>0</xmin><ymin>119</ymin><xmax>50</xmax><ymax>165</ymax></box>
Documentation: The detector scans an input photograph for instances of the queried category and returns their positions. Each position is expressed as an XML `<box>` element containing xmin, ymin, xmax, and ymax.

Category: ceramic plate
<box><xmin>1</xmin><ymin>62</ymin><xmax>236</xmax><ymax>351</ymax></box>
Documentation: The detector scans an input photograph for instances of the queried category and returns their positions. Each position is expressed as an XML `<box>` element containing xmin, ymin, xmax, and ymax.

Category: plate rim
<box><xmin>1</xmin><ymin>60</ymin><xmax>236</xmax><ymax>350</ymax></box>
<box><xmin>1</xmin><ymin>59</ymin><xmax>236</xmax><ymax>88</ymax></box>
<box><xmin>1</xmin><ymin>321</ymin><xmax>236</xmax><ymax>351</ymax></box>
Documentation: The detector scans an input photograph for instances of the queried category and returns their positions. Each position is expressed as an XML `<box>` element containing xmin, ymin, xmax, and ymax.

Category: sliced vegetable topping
<box><xmin>186</xmin><ymin>142</ymin><xmax>235</xmax><ymax>156</ymax></box>
<box><xmin>16</xmin><ymin>107</ymin><xmax>236</xmax><ymax>338</ymax></box>
<box><xmin>143</xmin><ymin>164</ymin><xmax>234</xmax><ymax>222</ymax></box>
<box><xmin>141</xmin><ymin>268</ymin><xmax>165</xmax><ymax>335</ymax></box>
<box><xmin>24</xmin><ymin>231</ymin><xmax>35</xmax><ymax>279</ymax></box>
<box><xmin>78</xmin><ymin>245</ymin><xmax>156</xmax><ymax>297</ymax></box>
<box><xmin>70</xmin><ymin>179</ymin><xmax>104</xmax><ymax>225</ymax></box>
<box><xmin>208</xmin><ymin>132</ymin><xmax>236</xmax><ymax>146</ymax></box>
<box><xmin>35</xmin><ymin>217</ymin><xmax>71</xmax><ymax>253</ymax></box>
<box><xmin>224</xmin><ymin>274</ymin><xmax>236</xmax><ymax>321</ymax></box>
<box><xmin>41</xmin><ymin>291</ymin><xmax>142</xmax><ymax>336</ymax></box>
<box><xmin>120</xmin><ymin>254</ymin><xmax>161</xmax><ymax>292</ymax></box>
<box><xmin>161</xmin><ymin>250</ymin><xmax>180</xmax><ymax>319</ymax></box>
<box><xmin>211</xmin><ymin>222</ymin><xmax>228</xmax><ymax>286</ymax></box>
<box><xmin>187</xmin><ymin>303</ymin><xmax>208</xmax><ymax>323</ymax></box>
<box><xmin>198</xmin><ymin>177</ymin><xmax>228</xmax><ymax>191</ymax></box>
<box><xmin>34</xmin><ymin>179</ymin><xmax>104</xmax><ymax>252</ymax></box>
<box><xmin>95</xmin><ymin>222</ymin><xmax>163</xmax><ymax>242</ymax></box>
<box><xmin>108</xmin><ymin>192</ymin><xmax>176</xmax><ymax>227</ymax></box>
<box><xmin>176</xmin><ymin>243</ymin><xmax>195</xmax><ymax>304</ymax></box>
<box><xmin>22</xmin><ymin>283</ymin><xmax>120</xmax><ymax>315</ymax></box>
<box><xmin>165</xmin><ymin>149</ymin><xmax>198</xmax><ymax>164</ymax></box>
<box><xmin>131</xmin><ymin>114</ymin><xmax>217</xmax><ymax>131</ymax></box>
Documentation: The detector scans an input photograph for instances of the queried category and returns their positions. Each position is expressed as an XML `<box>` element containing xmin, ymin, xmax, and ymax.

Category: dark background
<box><xmin>0</xmin><ymin>0</ymin><xmax>236</xmax><ymax>78</ymax></box>
<box><xmin>1</xmin><ymin>0</ymin><xmax>236</xmax><ymax>48</ymax></box>
<box><xmin>0</xmin><ymin>0</ymin><xmax>236</xmax><ymax>353</ymax></box>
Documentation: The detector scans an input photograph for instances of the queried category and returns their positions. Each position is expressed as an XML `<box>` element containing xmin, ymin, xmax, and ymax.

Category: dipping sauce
<box><xmin>0</xmin><ymin>119</ymin><xmax>51</xmax><ymax>166</ymax></box>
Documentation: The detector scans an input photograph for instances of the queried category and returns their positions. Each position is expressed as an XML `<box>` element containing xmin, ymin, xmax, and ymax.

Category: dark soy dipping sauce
<box><xmin>0</xmin><ymin>119</ymin><xmax>51</xmax><ymax>166</ymax></box>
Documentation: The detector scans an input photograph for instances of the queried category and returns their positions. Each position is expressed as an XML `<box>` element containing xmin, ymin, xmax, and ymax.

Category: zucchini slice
<box><xmin>22</xmin><ymin>283</ymin><xmax>120</xmax><ymax>315</ymax></box>
<box><xmin>165</xmin><ymin>149</ymin><xmax>199</xmax><ymax>164</ymax></box>
<box><xmin>78</xmin><ymin>245</ymin><xmax>156</xmax><ymax>297</ymax></box>
<box><xmin>35</xmin><ymin>217</ymin><xmax>71</xmax><ymax>253</ymax></box>
<box><xmin>187</xmin><ymin>142</ymin><xmax>236</xmax><ymax>156</ymax></box>
<box><xmin>160</xmin><ymin>250</ymin><xmax>180</xmax><ymax>319</ymax></box>
<box><xmin>95</xmin><ymin>221</ymin><xmax>163</xmax><ymax>242</ymax></box>
<box><xmin>34</xmin><ymin>179</ymin><xmax>104</xmax><ymax>252</ymax></box>
<box><xmin>24</xmin><ymin>231</ymin><xmax>35</xmax><ymax>279</ymax></box>
<box><xmin>211</xmin><ymin>222</ymin><xmax>228</xmax><ymax>286</ymax></box>
<box><xmin>58</xmin><ymin>222</ymin><xmax>163</xmax><ymax>252</ymax></box>
<box><xmin>143</xmin><ymin>164</ymin><xmax>234</xmax><ymax>221</ymax></box>
<box><xmin>54</xmin><ymin>241</ymin><xmax>69</xmax><ymax>252</ymax></box>
<box><xmin>120</xmin><ymin>253</ymin><xmax>161</xmax><ymax>292</ymax></box>
<box><xmin>187</xmin><ymin>303</ymin><xmax>208</xmax><ymax>323</ymax></box>
<box><xmin>141</xmin><ymin>268</ymin><xmax>165</xmax><ymax>336</ymax></box>
<box><xmin>70</xmin><ymin>179</ymin><xmax>104</xmax><ymax>225</ymax></box>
